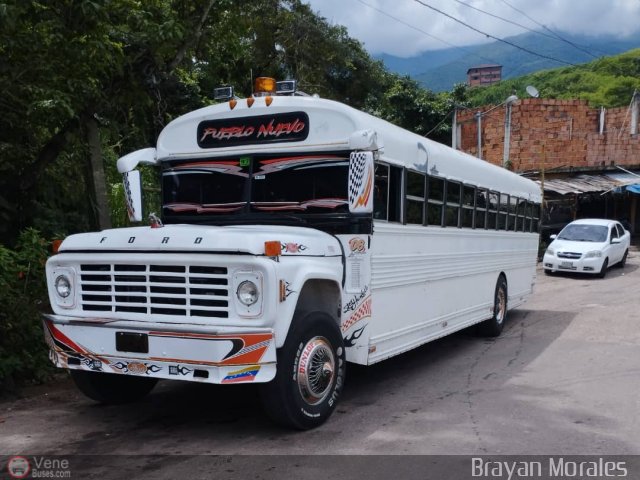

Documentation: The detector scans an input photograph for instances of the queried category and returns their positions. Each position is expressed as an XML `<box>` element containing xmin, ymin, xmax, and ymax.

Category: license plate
<box><xmin>116</xmin><ymin>332</ymin><xmax>149</xmax><ymax>353</ymax></box>
<box><xmin>560</xmin><ymin>261</ymin><xmax>574</xmax><ymax>268</ymax></box>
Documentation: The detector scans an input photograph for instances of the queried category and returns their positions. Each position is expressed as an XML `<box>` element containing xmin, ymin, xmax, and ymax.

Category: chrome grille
<box><xmin>80</xmin><ymin>264</ymin><xmax>229</xmax><ymax>318</ymax></box>
<box><xmin>557</xmin><ymin>252</ymin><xmax>582</xmax><ymax>259</ymax></box>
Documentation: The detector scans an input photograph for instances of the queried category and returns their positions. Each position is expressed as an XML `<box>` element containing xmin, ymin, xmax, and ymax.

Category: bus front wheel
<box><xmin>477</xmin><ymin>276</ymin><xmax>508</xmax><ymax>337</ymax></box>
<box><xmin>260</xmin><ymin>312</ymin><xmax>346</xmax><ymax>430</ymax></box>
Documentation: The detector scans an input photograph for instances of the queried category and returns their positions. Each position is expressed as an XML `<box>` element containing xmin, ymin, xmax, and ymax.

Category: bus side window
<box><xmin>462</xmin><ymin>185</ymin><xmax>475</xmax><ymax>228</ymax></box>
<box><xmin>525</xmin><ymin>201</ymin><xmax>533</xmax><ymax>232</ymax></box>
<box><xmin>388</xmin><ymin>165</ymin><xmax>403</xmax><ymax>223</ymax></box>
<box><xmin>406</xmin><ymin>170</ymin><xmax>425</xmax><ymax>225</ymax></box>
<box><xmin>532</xmin><ymin>203</ymin><xmax>540</xmax><ymax>232</ymax></box>
<box><xmin>508</xmin><ymin>195</ymin><xmax>518</xmax><ymax>230</ymax></box>
<box><xmin>487</xmin><ymin>191</ymin><xmax>498</xmax><ymax>230</ymax></box>
<box><xmin>475</xmin><ymin>189</ymin><xmax>487</xmax><ymax>229</ymax></box>
<box><xmin>498</xmin><ymin>193</ymin><xmax>509</xmax><ymax>230</ymax></box>
<box><xmin>374</xmin><ymin>162</ymin><xmax>389</xmax><ymax>220</ymax></box>
<box><xmin>426</xmin><ymin>176</ymin><xmax>444</xmax><ymax>226</ymax></box>
<box><xmin>445</xmin><ymin>180</ymin><xmax>461</xmax><ymax>227</ymax></box>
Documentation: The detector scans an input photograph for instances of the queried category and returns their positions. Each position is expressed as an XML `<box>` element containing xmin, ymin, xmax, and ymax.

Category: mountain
<box><xmin>376</xmin><ymin>31</ymin><xmax>640</xmax><ymax>92</ymax></box>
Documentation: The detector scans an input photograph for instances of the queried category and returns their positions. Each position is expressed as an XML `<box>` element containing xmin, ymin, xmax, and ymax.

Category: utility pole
<box><xmin>475</xmin><ymin>111</ymin><xmax>482</xmax><ymax>159</ymax></box>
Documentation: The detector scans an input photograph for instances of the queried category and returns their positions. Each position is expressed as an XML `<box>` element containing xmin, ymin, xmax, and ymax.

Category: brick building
<box><xmin>454</xmin><ymin>97</ymin><xmax>640</xmax><ymax>236</ymax></box>
<box><xmin>467</xmin><ymin>64</ymin><xmax>502</xmax><ymax>87</ymax></box>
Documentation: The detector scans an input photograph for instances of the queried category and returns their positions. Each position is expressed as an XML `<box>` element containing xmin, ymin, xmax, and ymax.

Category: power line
<box><xmin>354</xmin><ymin>0</ymin><xmax>500</xmax><ymax>67</ymax></box>
<box><xmin>412</xmin><ymin>0</ymin><xmax>576</xmax><ymax>67</ymax></box>
<box><xmin>450</xmin><ymin>0</ymin><xmax>562</xmax><ymax>43</ymax></box>
<box><xmin>495</xmin><ymin>0</ymin><xmax>599</xmax><ymax>59</ymax></box>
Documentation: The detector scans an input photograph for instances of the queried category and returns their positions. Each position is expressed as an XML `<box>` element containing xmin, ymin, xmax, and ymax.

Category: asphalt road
<box><xmin>1</xmin><ymin>253</ymin><xmax>639</xmax><ymax>478</ymax></box>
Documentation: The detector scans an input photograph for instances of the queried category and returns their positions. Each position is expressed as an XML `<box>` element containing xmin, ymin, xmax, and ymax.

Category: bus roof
<box><xmin>156</xmin><ymin>95</ymin><xmax>541</xmax><ymax>202</ymax></box>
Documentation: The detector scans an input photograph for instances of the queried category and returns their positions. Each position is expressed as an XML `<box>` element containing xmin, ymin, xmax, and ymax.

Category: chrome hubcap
<box><xmin>296</xmin><ymin>337</ymin><xmax>336</xmax><ymax>405</ymax></box>
<box><xmin>495</xmin><ymin>288</ymin><xmax>506</xmax><ymax>324</ymax></box>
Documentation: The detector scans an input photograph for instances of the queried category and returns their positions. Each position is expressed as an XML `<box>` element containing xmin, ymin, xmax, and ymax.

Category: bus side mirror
<box><xmin>348</xmin><ymin>151</ymin><xmax>374</xmax><ymax>214</ymax></box>
<box><xmin>123</xmin><ymin>170</ymin><xmax>143</xmax><ymax>222</ymax></box>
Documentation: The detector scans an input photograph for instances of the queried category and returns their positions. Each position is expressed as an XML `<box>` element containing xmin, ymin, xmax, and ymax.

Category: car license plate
<box><xmin>116</xmin><ymin>332</ymin><xmax>149</xmax><ymax>353</ymax></box>
<box><xmin>560</xmin><ymin>261</ymin><xmax>574</xmax><ymax>268</ymax></box>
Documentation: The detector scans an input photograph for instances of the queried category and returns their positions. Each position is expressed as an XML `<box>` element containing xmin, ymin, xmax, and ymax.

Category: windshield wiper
<box><xmin>164</xmin><ymin>202</ymin><xmax>245</xmax><ymax>213</ymax></box>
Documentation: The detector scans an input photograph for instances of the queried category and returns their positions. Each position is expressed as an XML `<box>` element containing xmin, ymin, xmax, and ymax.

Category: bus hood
<box><xmin>57</xmin><ymin>224</ymin><xmax>342</xmax><ymax>257</ymax></box>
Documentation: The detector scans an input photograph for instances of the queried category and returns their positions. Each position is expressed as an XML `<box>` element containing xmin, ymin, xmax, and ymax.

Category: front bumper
<box><xmin>542</xmin><ymin>254</ymin><xmax>604</xmax><ymax>274</ymax></box>
<box><xmin>43</xmin><ymin>314</ymin><xmax>276</xmax><ymax>384</ymax></box>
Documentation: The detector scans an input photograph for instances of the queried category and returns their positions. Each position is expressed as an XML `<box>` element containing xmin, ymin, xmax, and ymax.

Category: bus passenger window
<box><xmin>374</xmin><ymin>163</ymin><xmax>389</xmax><ymax>220</ymax></box>
<box><xmin>406</xmin><ymin>170</ymin><xmax>425</xmax><ymax>225</ymax></box>
<box><xmin>445</xmin><ymin>181</ymin><xmax>461</xmax><ymax>227</ymax></box>
<box><xmin>462</xmin><ymin>185</ymin><xmax>475</xmax><ymax>228</ymax></box>
<box><xmin>487</xmin><ymin>191</ymin><xmax>498</xmax><ymax>229</ymax></box>
<box><xmin>532</xmin><ymin>203</ymin><xmax>540</xmax><ymax>232</ymax></box>
<box><xmin>524</xmin><ymin>201</ymin><xmax>533</xmax><ymax>232</ymax></box>
<box><xmin>388</xmin><ymin>166</ymin><xmax>403</xmax><ymax>223</ymax></box>
<box><xmin>498</xmin><ymin>193</ymin><xmax>508</xmax><ymax>230</ymax></box>
<box><xmin>508</xmin><ymin>195</ymin><xmax>518</xmax><ymax>230</ymax></box>
<box><xmin>426</xmin><ymin>176</ymin><xmax>444</xmax><ymax>226</ymax></box>
<box><xmin>475</xmin><ymin>189</ymin><xmax>487</xmax><ymax>229</ymax></box>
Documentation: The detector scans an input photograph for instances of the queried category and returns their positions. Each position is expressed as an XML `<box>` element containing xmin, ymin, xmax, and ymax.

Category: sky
<box><xmin>304</xmin><ymin>0</ymin><xmax>640</xmax><ymax>58</ymax></box>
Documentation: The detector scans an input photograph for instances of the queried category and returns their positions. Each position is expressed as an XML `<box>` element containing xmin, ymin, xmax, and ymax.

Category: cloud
<box><xmin>306</xmin><ymin>0</ymin><xmax>640</xmax><ymax>57</ymax></box>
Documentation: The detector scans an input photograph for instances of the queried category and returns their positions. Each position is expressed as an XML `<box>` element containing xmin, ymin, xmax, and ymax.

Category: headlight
<box><xmin>585</xmin><ymin>250</ymin><xmax>602</xmax><ymax>258</ymax></box>
<box><xmin>236</xmin><ymin>280</ymin><xmax>259</xmax><ymax>306</ymax></box>
<box><xmin>545</xmin><ymin>248</ymin><xmax>554</xmax><ymax>256</ymax></box>
<box><xmin>55</xmin><ymin>275</ymin><xmax>72</xmax><ymax>298</ymax></box>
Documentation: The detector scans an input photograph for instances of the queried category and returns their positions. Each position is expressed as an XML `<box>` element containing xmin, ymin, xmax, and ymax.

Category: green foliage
<box><xmin>0</xmin><ymin>229</ymin><xmax>54</xmax><ymax>392</ymax></box>
<box><xmin>466</xmin><ymin>49</ymin><xmax>640</xmax><ymax>108</ymax></box>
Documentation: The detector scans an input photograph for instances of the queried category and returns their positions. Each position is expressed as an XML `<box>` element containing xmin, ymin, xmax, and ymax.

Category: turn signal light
<box><xmin>247</xmin><ymin>97</ymin><xmax>255</xmax><ymax>108</ymax></box>
<box><xmin>52</xmin><ymin>239</ymin><xmax>63</xmax><ymax>253</ymax></box>
<box><xmin>265</xmin><ymin>96</ymin><xmax>273</xmax><ymax>106</ymax></box>
<box><xmin>264</xmin><ymin>241</ymin><xmax>281</xmax><ymax>257</ymax></box>
<box><xmin>229</xmin><ymin>99</ymin><xmax>237</xmax><ymax>110</ymax></box>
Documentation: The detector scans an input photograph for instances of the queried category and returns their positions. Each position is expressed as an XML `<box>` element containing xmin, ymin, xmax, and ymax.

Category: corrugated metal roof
<box><xmin>535</xmin><ymin>172</ymin><xmax>640</xmax><ymax>195</ymax></box>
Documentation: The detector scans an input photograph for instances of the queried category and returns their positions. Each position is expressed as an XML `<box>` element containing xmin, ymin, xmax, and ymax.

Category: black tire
<box><xmin>618</xmin><ymin>250</ymin><xmax>628</xmax><ymax>268</ymax></box>
<box><xmin>70</xmin><ymin>370</ymin><xmax>158</xmax><ymax>404</ymax></box>
<box><xmin>544</xmin><ymin>269</ymin><xmax>553</xmax><ymax>276</ymax></box>
<box><xmin>259</xmin><ymin>312</ymin><xmax>346</xmax><ymax>430</ymax></box>
<box><xmin>476</xmin><ymin>276</ymin><xmax>508</xmax><ymax>337</ymax></box>
<box><xmin>598</xmin><ymin>258</ymin><xmax>609</xmax><ymax>278</ymax></box>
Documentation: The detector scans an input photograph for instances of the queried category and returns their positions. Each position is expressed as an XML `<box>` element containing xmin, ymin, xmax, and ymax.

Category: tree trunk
<box><xmin>86</xmin><ymin>116</ymin><xmax>112</xmax><ymax>231</ymax></box>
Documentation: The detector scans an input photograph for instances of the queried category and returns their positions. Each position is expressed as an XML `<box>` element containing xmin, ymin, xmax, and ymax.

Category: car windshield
<box><xmin>162</xmin><ymin>155</ymin><xmax>349</xmax><ymax>217</ymax></box>
<box><xmin>557</xmin><ymin>224</ymin><xmax>608</xmax><ymax>242</ymax></box>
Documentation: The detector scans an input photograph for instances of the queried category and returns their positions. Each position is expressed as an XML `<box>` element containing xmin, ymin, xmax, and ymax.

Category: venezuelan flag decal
<box><xmin>221</xmin><ymin>365</ymin><xmax>261</xmax><ymax>384</ymax></box>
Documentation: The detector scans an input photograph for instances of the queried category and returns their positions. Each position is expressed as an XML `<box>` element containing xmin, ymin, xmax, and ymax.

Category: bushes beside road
<box><xmin>0</xmin><ymin>229</ymin><xmax>54</xmax><ymax>393</ymax></box>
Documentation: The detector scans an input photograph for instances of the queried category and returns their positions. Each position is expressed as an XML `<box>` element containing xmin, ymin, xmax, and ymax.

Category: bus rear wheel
<box><xmin>70</xmin><ymin>370</ymin><xmax>158</xmax><ymax>404</ymax></box>
<box><xmin>260</xmin><ymin>312</ymin><xmax>345</xmax><ymax>430</ymax></box>
<box><xmin>477</xmin><ymin>276</ymin><xmax>508</xmax><ymax>337</ymax></box>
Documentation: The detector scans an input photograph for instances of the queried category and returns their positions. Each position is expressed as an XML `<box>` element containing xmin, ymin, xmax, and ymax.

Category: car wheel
<box><xmin>476</xmin><ymin>276</ymin><xmax>507</xmax><ymax>337</ymax></box>
<box><xmin>618</xmin><ymin>250</ymin><xmax>628</xmax><ymax>268</ymax></box>
<box><xmin>70</xmin><ymin>370</ymin><xmax>158</xmax><ymax>404</ymax></box>
<box><xmin>544</xmin><ymin>269</ymin><xmax>554</xmax><ymax>276</ymax></box>
<box><xmin>260</xmin><ymin>312</ymin><xmax>345</xmax><ymax>430</ymax></box>
<box><xmin>598</xmin><ymin>258</ymin><xmax>609</xmax><ymax>279</ymax></box>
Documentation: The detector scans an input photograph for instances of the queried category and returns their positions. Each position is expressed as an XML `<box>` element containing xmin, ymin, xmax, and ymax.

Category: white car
<box><xmin>543</xmin><ymin>218</ymin><xmax>630</xmax><ymax>278</ymax></box>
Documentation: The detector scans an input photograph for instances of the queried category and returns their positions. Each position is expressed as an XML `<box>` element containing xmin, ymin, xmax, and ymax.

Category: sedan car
<box><xmin>543</xmin><ymin>218</ymin><xmax>630</xmax><ymax>278</ymax></box>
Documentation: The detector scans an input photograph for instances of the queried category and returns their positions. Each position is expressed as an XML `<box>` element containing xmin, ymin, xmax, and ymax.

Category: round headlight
<box><xmin>237</xmin><ymin>280</ymin><xmax>259</xmax><ymax>306</ymax></box>
<box><xmin>55</xmin><ymin>275</ymin><xmax>71</xmax><ymax>298</ymax></box>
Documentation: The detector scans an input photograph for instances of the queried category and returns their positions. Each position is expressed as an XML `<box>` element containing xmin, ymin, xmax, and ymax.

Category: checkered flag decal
<box><xmin>349</xmin><ymin>151</ymin><xmax>373</xmax><ymax>212</ymax></box>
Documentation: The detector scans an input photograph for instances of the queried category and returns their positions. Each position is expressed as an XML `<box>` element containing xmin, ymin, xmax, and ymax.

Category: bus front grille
<box><xmin>79</xmin><ymin>264</ymin><xmax>229</xmax><ymax>318</ymax></box>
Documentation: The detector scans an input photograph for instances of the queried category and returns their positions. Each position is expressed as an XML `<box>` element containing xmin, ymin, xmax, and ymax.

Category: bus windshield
<box><xmin>162</xmin><ymin>154</ymin><xmax>350</xmax><ymax>219</ymax></box>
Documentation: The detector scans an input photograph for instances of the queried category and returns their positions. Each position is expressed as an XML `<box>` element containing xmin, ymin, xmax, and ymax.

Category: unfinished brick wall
<box><xmin>456</xmin><ymin>98</ymin><xmax>640</xmax><ymax>173</ymax></box>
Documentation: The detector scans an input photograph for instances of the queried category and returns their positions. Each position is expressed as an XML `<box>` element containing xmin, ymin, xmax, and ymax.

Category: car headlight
<box><xmin>585</xmin><ymin>250</ymin><xmax>602</xmax><ymax>258</ymax></box>
<box><xmin>55</xmin><ymin>274</ymin><xmax>72</xmax><ymax>298</ymax></box>
<box><xmin>545</xmin><ymin>248</ymin><xmax>554</xmax><ymax>256</ymax></box>
<box><xmin>236</xmin><ymin>280</ymin><xmax>259</xmax><ymax>306</ymax></box>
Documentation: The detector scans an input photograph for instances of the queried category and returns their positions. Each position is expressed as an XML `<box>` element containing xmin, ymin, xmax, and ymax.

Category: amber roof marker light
<box><xmin>254</xmin><ymin>77</ymin><xmax>277</xmax><ymax>97</ymax></box>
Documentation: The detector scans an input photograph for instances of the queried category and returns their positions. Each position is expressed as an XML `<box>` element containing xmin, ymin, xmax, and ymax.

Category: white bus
<box><xmin>43</xmin><ymin>78</ymin><xmax>541</xmax><ymax>429</ymax></box>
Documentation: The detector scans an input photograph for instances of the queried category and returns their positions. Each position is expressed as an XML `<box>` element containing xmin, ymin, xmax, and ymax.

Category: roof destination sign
<box><xmin>197</xmin><ymin>111</ymin><xmax>309</xmax><ymax>148</ymax></box>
